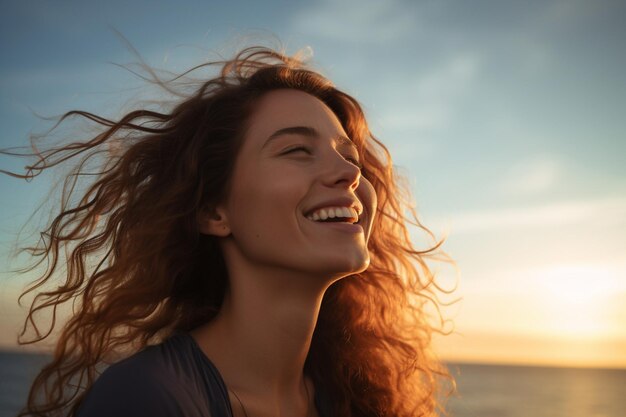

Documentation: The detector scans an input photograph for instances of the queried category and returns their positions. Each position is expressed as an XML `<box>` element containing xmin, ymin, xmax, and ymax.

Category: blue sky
<box><xmin>1</xmin><ymin>0</ymin><xmax>625</xmax><ymax>366</ymax></box>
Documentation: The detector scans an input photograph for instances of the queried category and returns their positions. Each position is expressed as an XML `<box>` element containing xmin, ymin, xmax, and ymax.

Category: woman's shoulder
<box><xmin>76</xmin><ymin>333</ymin><xmax>227</xmax><ymax>417</ymax></box>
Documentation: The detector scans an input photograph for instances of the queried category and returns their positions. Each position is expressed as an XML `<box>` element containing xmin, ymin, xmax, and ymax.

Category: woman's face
<box><xmin>214</xmin><ymin>89</ymin><xmax>377</xmax><ymax>280</ymax></box>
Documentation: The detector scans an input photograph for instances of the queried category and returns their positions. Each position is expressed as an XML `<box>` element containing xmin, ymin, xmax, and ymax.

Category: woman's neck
<box><xmin>191</xmin><ymin>261</ymin><xmax>330</xmax><ymax>415</ymax></box>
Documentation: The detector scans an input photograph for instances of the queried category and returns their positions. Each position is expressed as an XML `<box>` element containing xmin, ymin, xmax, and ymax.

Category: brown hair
<box><xmin>5</xmin><ymin>46</ymin><xmax>453</xmax><ymax>417</ymax></box>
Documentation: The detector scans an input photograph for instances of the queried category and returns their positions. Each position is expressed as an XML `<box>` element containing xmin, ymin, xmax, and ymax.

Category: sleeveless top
<box><xmin>77</xmin><ymin>333</ymin><xmax>330</xmax><ymax>417</ymax></box>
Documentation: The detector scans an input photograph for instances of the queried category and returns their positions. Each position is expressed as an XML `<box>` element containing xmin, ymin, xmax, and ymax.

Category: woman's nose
<box><xmin>320</xmin><ymin>150</ymin><xmax>361</xmax><ymax>190</ymax></box>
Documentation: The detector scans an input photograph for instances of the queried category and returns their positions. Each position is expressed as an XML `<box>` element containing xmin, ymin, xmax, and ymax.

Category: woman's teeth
<box><xmin>306</xmin><ymin>206</ymin><xmax>359</xmax><ymax>223</ymax></box>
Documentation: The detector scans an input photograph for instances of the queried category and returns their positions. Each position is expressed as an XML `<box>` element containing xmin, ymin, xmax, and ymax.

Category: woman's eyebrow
<box><xmin>262</xmin><ymin>125</ymin><xmax>357</xmax><ymax>151</ymax></box>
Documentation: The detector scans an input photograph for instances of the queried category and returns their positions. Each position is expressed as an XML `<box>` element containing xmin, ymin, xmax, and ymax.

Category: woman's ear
<box><xmin>198</xmin><ymin>205</ymin><xmax>231</xmax><ymax>237</ymax></box>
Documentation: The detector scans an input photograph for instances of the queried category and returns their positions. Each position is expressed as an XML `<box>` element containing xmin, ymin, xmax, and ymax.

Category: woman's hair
<box><xmin>5</xmin><ymin>46</ymin><xmax>453</xmax><ymax>417</ymax></box>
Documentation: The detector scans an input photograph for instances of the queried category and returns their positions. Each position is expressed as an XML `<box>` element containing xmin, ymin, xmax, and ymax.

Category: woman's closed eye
<box><xmin>282</xmin><ymin>146</ymin><xmax>362</xmax><ymax>169</ymax></box>
<box><xmin>283</xmin><ymin>146</ymin><xmax>312</xmax><ymax>155</ymax></box>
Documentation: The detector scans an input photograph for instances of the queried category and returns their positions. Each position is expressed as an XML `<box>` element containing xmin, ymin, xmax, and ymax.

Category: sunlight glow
<box><xmin>435</xmin><ymin>262</ymin><xmax>626</xmax><ymax>367</ymax></box>
<box><xmin>532</xmin><ymin>264</ymin><xmax>625</xmax><ymax>338</ymax></box>
<box><xmin>538</xmin><ymin>264</ymin><xmax>619</xmax><ymax>304</ymax></box>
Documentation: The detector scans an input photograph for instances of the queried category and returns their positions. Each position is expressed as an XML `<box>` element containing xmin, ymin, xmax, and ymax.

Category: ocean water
<box><xmin>445</xmin><ymin>363</ymin><xmax>626</xmax><ymax>417</ymax></box>
<box><xmin>0</xmin><ymin>351</ymin><xmax>49</xmax><ymax>417</ymax></box>
<box><xmin>1</xmin><ymin>352</ymin><xmax>624</xmax><ymax>417</ymax></box>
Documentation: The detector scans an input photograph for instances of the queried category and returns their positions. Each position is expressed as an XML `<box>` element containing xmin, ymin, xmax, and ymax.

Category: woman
<box><xmin>8</xmin><ymin>46</ymin><xmax>451</xmax><ymax>417</ymax></box>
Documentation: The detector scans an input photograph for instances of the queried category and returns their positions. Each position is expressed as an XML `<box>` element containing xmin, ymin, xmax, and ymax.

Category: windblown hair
<box><xmin>5</xmin><ymin>46</ymin><xmax>453</xmax><ymax>417</ymax></box>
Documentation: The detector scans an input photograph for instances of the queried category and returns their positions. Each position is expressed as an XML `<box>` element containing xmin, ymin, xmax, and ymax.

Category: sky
<box><xmin>1</xmin><ymin>0</ymin><xmax>625</xmax><ymax>368</ymax></box>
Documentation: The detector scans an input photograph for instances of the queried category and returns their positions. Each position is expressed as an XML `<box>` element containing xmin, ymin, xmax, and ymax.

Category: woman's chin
<box><xmin>310</xmin><ymin>251</ymin><xmax>370</xmax><ymax>279</ymax></box>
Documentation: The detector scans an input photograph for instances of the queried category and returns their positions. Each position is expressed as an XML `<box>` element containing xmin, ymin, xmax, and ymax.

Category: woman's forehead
<box><xmin>243</xmin><ymin>89</ymin><xmax>348</xmax><ymax>149</ymax></box>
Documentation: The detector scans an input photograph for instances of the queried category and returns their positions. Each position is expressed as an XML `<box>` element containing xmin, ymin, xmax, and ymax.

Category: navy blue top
<box><xmin>77</xmin><ymin>333</ymin><xmax>330</xmax><ymax>417</ymax></box>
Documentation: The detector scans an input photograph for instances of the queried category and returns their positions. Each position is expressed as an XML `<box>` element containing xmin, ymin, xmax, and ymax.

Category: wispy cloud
<box><xmin>431</xmin><ymin>197</ymin><xmax>626</xmax><ymax>234</ymax></box>
<box><xmin>379</xmin><ymin>51</ymin><xmax>481</xmax><ymax>134</ymax></box>
<box><xmin>290</xmin><ymin>0</ymin><xmax>417</xmax><ymax>44</ymax></box>
<box><xmin>499</xmin><ymin>154</ymin><xmax>563</xmax><ymax>196</ymax></box>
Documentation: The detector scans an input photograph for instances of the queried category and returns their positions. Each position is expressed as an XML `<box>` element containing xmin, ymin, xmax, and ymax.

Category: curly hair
<box><xmin>4</xmin><ymin>46</ymin><xmax>453</xmax><ymax>417</ymax></box>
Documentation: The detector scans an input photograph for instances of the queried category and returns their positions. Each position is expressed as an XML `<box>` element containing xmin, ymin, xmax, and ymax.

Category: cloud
<box><xmin>431</xmin><ymin>197</ymin><xmax>626</xmax><ymax>235</ymax></box>
<box><xmin>499</xmin><ymin>154</ymin><xmax>562</xmax><ymax>196</ymax></box>
<box><xmin>464</xmin><ymin>261</ymin><xmax>626</xmax><ymax>296</ymax></box>
<box><xmin>378</xmin><ymin>51</ymin><xmax>481</xmax><ymax>132</ymax></box>
<box><xmin>290</xmin><ymin>0</ymin><xmax>417</xmax><ymax>44</ymax></box>
<box><xmin>413</xmin><ymin>53</ymin><xmax>480</xmax><ymax>95</ymax></box>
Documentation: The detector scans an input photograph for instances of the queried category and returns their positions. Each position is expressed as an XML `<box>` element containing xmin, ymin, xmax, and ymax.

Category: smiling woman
<box><xmin>209</xmin><ymin>89</ymin><xmax>377</xmax><ymax>279</ymax></box>
<box><xmin>2</xmin><ymin>46</ymin><xmax>452</xmax><ymax>417</ymax></box>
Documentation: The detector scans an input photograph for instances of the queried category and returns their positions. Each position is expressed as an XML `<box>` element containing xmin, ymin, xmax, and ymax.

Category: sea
<box><xmin>0</xmin><ymin>351</ymin><xmax>624</xmax><ymax>417</ymax></box>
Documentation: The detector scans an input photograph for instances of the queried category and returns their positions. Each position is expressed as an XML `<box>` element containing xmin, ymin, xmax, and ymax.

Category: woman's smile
<box><xmin>303</xmin><ymin>198</ymin><xmax>366</xmax><ymax>234</ymax></box>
